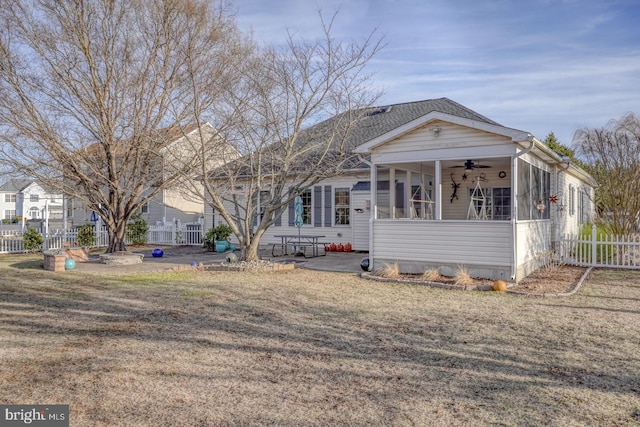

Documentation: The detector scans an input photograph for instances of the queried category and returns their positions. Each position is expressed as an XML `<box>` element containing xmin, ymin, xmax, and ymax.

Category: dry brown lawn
<box><xmin>1</xmin><ymin>253</ymin><xmax>639</xmax><ymax>426</ymax></box>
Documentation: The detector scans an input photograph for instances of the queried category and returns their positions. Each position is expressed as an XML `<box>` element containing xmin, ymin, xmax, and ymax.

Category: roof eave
<box><xmin>355</xmin><ymin>111</ymin><xmax>532</xmax><ymax>153</ymax></box>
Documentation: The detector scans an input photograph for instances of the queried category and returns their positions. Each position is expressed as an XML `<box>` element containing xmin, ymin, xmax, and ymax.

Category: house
<box><xmin>353</xmin><ymin>98</ymin><xmax>595</xmax><ymax>281</ymax></box>
<box><xmin>0</xmin><ymin>179</ymin><xmax>63</xmax><ymax>224</ymax></box>
<box><xmin>69</xmin><ymin>123</ymin><xmax>239</xmax><ymax>228</ymax></box>
<box><xmin>218</xmin><ymin>98</ymin><xmax>595</xmax><ymax>281</ymax></box>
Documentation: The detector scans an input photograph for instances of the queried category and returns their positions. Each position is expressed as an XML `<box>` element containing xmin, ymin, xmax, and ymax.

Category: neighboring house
<box><xmin>212</xmin><ymin>98</ymin><xmax>595</xmax><ymax>281</ymax></box>
<box><xmin>0</xmin><ymin>179</ymin><xmax>63</xmax><ymax>223</ymax></box>
<box><xmin>69</xmin><ymin>123</ymin><xmax>239</xmax><ymax>228</ymax></box>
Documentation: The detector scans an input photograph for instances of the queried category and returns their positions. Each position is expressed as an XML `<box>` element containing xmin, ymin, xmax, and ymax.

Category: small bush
<box><xmin>76</xmin><ymin>224</ymin><xmax>96</xmax><ymax>247</ymax></box>
<box><xmin>421</xmin><ymin>268</ymin><xmax>441</xmax><ymax>282</ymax></box>
<box><xmin>126</xmin><ymin>211</ymin><xmax>149</xmax><ymax>245</ymax></box>
<box><xmin>23</xmin><ymin>228</ymin><xmax>43</xmax><ymax>252</ymax></box>
<box><xmin>376</xmin><ymin>262</ymin><xmax>400</xmax><ymax>278</ymax></box>
<box><xmin>454</xmin><ymin>265</ymin><xmax>474</xmax><ymax>287</ymax></box>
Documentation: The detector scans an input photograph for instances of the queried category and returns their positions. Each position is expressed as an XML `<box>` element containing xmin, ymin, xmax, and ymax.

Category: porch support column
<box><xmin>435</xmin><ymin>160</ymin><xmax>442</xmax><ymax>220</ymax></box>
<box><xmin>389</xmin><ymin>167</ymin><xmax>396</xmax><ymax>219</ymax></box>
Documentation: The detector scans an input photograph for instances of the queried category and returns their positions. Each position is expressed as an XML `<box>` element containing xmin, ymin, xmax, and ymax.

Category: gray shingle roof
<box><xmin>210</xmin><ymin>98</ymin><xmax>506</xmax><ymax>178</ymax></box>
<box><xmin>342</xmin><ymin>97</ymin><xmax>502</xmax><ymax>148</ymax></box>
<box><xmin>0</xmin><ymin>179</ymin><xmax>34</xmax><ymax>192</ymax></box>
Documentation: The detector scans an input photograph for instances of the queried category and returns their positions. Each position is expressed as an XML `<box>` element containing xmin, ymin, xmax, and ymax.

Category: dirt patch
<box><xmin>364</xmin><ymin>265</ymin><xmax>590</xmax><ymax>295</ymax></box>
<box><xmin>508</xmin><ymin>265</ymin><xmax>589</xmax><ymax>295</ymax></box>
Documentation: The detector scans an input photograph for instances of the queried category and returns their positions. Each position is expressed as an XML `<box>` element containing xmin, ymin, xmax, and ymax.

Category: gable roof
<box><xmin>82</xmin><ymin>123</ymin><xmax>208</xmax><ymax>157</ymax></box>
<box><xmin>353</xmin><ymin>98</ymin><xmax>534</xmax><ymax>153</ymax></box>
<box><xmin>210</xmin><ymin>97</ymin><xmax>528</xmax><ymax>178</ymax></box>
<box><xmin>347</xmin><ymin>97</ymin><xmax>503</xmax><ymax>148</ymax></box>
<box><xmin>0</xmin><ymin>179</ymin><xmax>34</xmax><ymax>193</ymax></box>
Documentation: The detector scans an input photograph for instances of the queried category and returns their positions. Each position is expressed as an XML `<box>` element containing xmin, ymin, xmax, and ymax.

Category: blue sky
<box><xmin>234</xmin><ymin>0</ymin><xmax>640</xmax><ymax>147</ymax></box>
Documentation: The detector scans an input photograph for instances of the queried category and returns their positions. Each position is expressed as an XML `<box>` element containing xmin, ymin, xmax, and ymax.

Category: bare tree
<box><xmin>574</xmin><ymin>113</ymin><xmax>640</xmax><ymax>235</ymax></box>
<box><xmin>177</xmin><ymin>12</ymin><xmax>384</xmax><ymax>262</ymax></box>
<box><xmin>0</xmin><ymin>0</ymin><xmax>243</xmax><ymax>252</ymax></box>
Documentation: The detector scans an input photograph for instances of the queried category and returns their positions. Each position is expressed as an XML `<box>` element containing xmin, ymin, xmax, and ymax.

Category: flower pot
<box><xmin>215</xmin><ymin>241</ymin><xmax>228</xmax><ymax>253</ymax></box>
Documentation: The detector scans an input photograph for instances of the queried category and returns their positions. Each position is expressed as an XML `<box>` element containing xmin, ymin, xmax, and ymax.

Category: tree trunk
<box><xmin>242</xmin><ymin>233</ymin><xmax>263</xmax><ymax>262</ymax></box>
<box><xmin>106</xmin><ymin>220</ymin><xmax>128</xmax><ymax>253</ymax></box>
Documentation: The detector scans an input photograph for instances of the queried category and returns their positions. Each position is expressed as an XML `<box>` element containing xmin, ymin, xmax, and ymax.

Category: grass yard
<box><xmin>1</xmin><ymin>253</ymin><xmax>639</xmax><ymax>426</ymax></box>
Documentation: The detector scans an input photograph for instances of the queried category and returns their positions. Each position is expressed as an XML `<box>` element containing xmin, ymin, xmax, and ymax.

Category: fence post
<box><xmin>591</xmin><ymin>223</ymin><xmax>597</xmax><ymax>266</ymax></box>
<box><xmin>172</xmin><ymin>224</ymin><xmax>176</xmax><ymax>246</ymax></box>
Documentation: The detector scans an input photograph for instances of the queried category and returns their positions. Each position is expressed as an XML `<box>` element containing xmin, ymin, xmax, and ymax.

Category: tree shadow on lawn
<box><xmin>1</xmin><ymin>275</ymin><xmax>639</xmax><ymax>425</ymax></box>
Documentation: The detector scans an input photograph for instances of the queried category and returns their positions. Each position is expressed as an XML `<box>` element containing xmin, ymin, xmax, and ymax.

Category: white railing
<box><xmin>558</xmin><ymin>225</ymin><xmax>640</xmax><ymax>269</ymax></box>
<box><xmin>0</xmin><ymin>224</ymin><xmax>202</xmax><ymax>254</ymax></box>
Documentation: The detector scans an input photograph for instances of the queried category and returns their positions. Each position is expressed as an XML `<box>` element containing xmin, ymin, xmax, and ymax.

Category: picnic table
<box><xmin>272</xmin><ymin>234</ymin><xmax>326</xmax><ymax>258</ymax></box>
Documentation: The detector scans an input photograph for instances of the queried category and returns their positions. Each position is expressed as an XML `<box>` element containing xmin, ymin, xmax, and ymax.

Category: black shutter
<box><xmin>288</xmin><ymin>199</ymin><xmax>295</xmax><ymax>226</ymax></box>
<box><xmin>313</xmin><ymin>186</ymin><xmax>322</xmax><ymax>227</ymax></box>
<box><xmin>274</xmin><ymin>206</ymin><xmax>281</xmax><ymax>226</ymax></box>
<box><xmin>324</xmin><ymin>185</ymin><xmax>332</xmax><ymax>227</ymax></box>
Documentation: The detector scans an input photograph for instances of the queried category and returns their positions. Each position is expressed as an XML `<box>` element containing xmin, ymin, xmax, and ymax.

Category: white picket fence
<box><xmin>558</xmin><ymin>226</ymin><xmax>640</xmax><ymax>269</ymax></box>
<box><xmin>0</xmin><ymin>224</ymin><xmax>202</xmax><ymax>254</ymax></box>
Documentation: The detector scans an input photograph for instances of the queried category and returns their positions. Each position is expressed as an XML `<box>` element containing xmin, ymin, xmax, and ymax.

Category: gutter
<box><xmin>357</xmin><ymin>154</ymin><xmax>375</xmax><ymax>271</ymax></box>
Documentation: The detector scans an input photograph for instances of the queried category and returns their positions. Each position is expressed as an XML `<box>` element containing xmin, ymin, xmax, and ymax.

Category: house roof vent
<box><xmin>366</xmin><ymin>105</ymin><xmax>392</xmax><ymax>116</ymax></box>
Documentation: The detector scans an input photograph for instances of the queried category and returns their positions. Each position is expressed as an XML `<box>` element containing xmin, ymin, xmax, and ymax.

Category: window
<box><xmin>468</xmin><ymin>187</ymin><xmax>511</xmax><ymax>220</ymax></box>
<box><xmin>141</xmin><ymin>201</ymin><xmax>149</xmax><ymax>214</ymax></box>
<box><xmin>29</xmin><ymin>206</ymin><xmax>39</xmax><ymax>219</ymax></box>
<box><xmin>492</xmin><ymin>188</ymin><xmax>511</xmax><ymax>220</ymax></box>
<box><xmin>66</xmin><ymin>198</ymin><xmax>73</xmax><ymax>218</ymax></box>
<box><xmin>30</xmin><ymin>194</ymin><xmax>39</xmax><ymax>202</ymax></box>
<box><xmin>517</xmin><ymin>159</ymin><xmax>550</xmax><ymax>220</ymax></box>
<box><xmin>5</xmin><ymin>194</ymin><xmax>16</xmax><ymax>203</ymax></box>
<box><xmin>301</xmin><ymin>189</ymin><xmax>312</xmax><ymax>225</ymax></box>
<box><xmin>334</xmin><ymin>188</ymin><xmax>350</xmax><ymax>225</ymax></box>
<box><xmin>569</xmin><ymin>185</ymin><xmax>575</xmax><ymax>216</ymax></box>
<box><xmin>4</xmin><ymin>210</ymin><xmax>16</xmax><ymax>220</ymax></box>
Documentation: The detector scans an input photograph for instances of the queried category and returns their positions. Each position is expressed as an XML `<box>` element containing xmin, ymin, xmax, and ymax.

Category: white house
<box><xmin>0</xmin><ymin>179</ymin><xmax>63</xmax><ymax>224</ymax></box>
<box><xmin>69</xmin><ymin>123</ymin><xmax>239</xmax><ymax>228</ymax></box>
<box><xmin>353</xmin><ymin>98</ymin><xmax>596</xmax><ymax>281</ymax></box>
<box><xmin>217</xmin><ymin>98</ymin><xmax>595</xmax><ymax>281</ymax></box>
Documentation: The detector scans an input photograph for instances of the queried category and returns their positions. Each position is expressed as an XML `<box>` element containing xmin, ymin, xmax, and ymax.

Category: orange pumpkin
<box><xmin>492</xmin><ymin>280</ymin><xmax>507</xmax><ymax>291</ymax></box>
<box><xmin>336</xmin><ymin>243</ymin><xmax>344</xmax><ymax>252</ymax></box>
<box><xmin>329</xmin><ymin>243</ymin><xmax>337</xmax><ymax>251</ymax></box>
<box><xmin>344</xmin><ymin>242</ymin><xmax>352</xmax><ymax>252</ymax></box>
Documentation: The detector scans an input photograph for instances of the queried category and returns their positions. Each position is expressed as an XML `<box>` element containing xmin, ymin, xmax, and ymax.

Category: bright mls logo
<box><xmin>1</xmin><ymin>405</ymin><xmax>68</xmax><ymax>426</ymax></box>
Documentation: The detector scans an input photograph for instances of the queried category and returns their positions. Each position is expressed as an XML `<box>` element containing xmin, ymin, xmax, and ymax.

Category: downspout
<box><xmin>358</xmin><ymin>154</ymin><xmax>375</xmax><ymax>271</ymax></box>
<box><xmin>511</xmin><ymin>136</ymin><xmax>535</xmax><ymax>281</ymax></box>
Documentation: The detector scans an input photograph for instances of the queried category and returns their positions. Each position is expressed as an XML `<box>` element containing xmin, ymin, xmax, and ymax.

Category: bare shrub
<box><xmin>535</xmin><ymin>249</ymin><xmax>566</xmax><ymax>279</ymax></box>
<box><xmin>454</xmin><ymin>265</ymin><xmax>474</xmax><ymax>286</ymax></box>
<box><xmin>376</xmin><ymin>262</ymin><xmax>400</xmax><ymax>278</ymax></box>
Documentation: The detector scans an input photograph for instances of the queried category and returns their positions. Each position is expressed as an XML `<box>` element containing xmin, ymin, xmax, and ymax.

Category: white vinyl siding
<box><xmin>372</xmin><ymin>220</ymin><xmax>511</xmax><ymax>266</ymax></box>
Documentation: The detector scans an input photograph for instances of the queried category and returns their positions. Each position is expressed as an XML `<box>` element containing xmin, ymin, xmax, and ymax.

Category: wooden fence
<box><xmin>0</xmin><ymin>224</ymin><xmax>202</xmax><ymax>254</ymax></box>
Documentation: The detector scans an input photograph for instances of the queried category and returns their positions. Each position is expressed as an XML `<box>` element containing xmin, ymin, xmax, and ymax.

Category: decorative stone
<box><xmin>226</xmin><ymin>252</ymin><xmax>238</xmax><ymax>263</ymax></box>
<box><xmin>360</xmin><ymin>257</ymin><xmax>370</xmax><ymax>272</ymax></box>
<box><xmin>99</xmin><ymin>252</ymin><xmax>144</xmax><ymax>265</ymax></box>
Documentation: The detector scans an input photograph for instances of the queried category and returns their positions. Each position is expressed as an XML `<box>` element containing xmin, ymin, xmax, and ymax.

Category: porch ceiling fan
<box><xmin>450</xmin><ymin>159</ymin><xmax>491</xmax><ymax>171</ymax></box>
